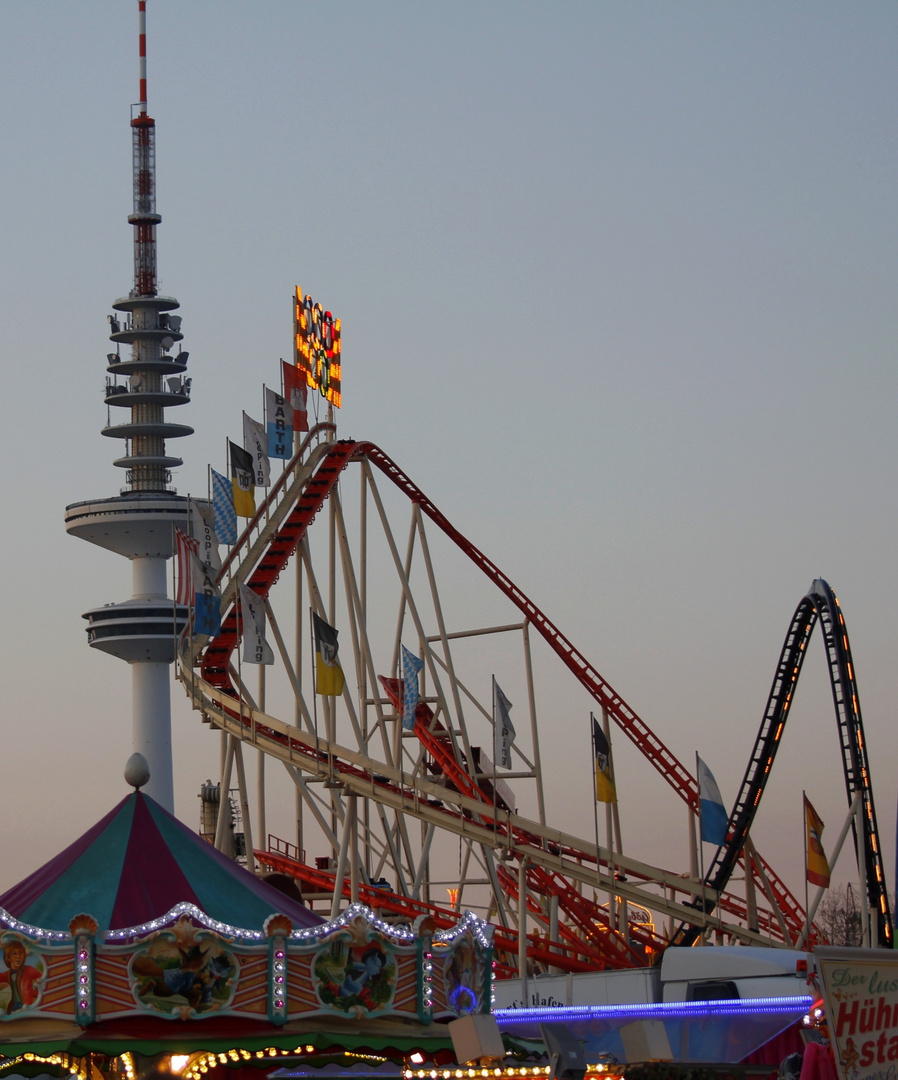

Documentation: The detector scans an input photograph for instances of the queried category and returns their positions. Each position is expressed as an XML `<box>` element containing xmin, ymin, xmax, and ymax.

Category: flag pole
<box><xmin>309</xmin><ymin>606</ymin><xmax>320</xmax><ymax>763</ymax></box>
<box><xmin>492</xmin><ymin>676</ymin><xmax>500</xmax><ymax>847</ymax></box>
<box><xmin>184</xmin><ymin>497</ymin><xmax>193</xmax><ymax>675</ymax></box>
<box><xmin>688</xmin><ymin>800</ymin><xmax>698</xmax><ymax>900</ymax></box>
<box><xmin>589</xmin><ymin>714</ymin><xmax>606</xmax><ymax>926</ymax></box>
<box><xmin>802</xmin><ymin>790</ymin><xmax>810</xmax><ymax>946</ymax></box>
<box><xmin>604</xmin><ymin>706</ymin><xmax>626</xmax><ymax>936</ymax></box>
<box><xmin>797</xmin><ymin>792</ymin><xmax>860</xmax><ymax>947</ymax></box>
<box><xmin>696</xmin><ymin>751</ymin><xmax>706</xmax><ymax>943</ymax></box>
<box><xmin>295</xmin><ymin>541</ymin><xmax>304</xmax><ymax>863</ymax></box>
<box><xmin>604</xmin><ymin>707</ymin><xmax>616</xmax><ymax>852</ymax></box>
<box><xmin>170</xmin><ymin>522</ymin><xmax>180</xmax><ymax>677</ymax></box>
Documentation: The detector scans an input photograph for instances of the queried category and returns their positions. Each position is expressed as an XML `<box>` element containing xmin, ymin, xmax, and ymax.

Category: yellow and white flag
<box><xmin>313</xmin><ymin>612</ymin><xmax>345</xmax><ymax>696</ymax></box>
<box><xmin>592</xmin><ymin>714</ymin><xmax>617</xmax><ymax>803</ymax></box>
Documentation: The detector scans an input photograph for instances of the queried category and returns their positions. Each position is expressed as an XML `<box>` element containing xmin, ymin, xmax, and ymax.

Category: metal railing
<box><xmin>216</xmin><ymin>422</ymin><xmax>336</xmax><ymax>608</ymax></box>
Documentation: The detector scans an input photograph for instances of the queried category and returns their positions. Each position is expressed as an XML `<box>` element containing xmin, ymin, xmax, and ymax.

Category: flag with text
<box><xmin>239</xmin><ymin>582</ymin><xmax>274</xmax><ymax>665</ymax></box>
<box><xmin>243</xmin><ymin>412</ymin><xmax>270</xmax><ymax>487</ymax></box>
<box><xmin>191</xmin><ymin>503</ymin><xmax>221</xmax><ymax>574</ymax></box>
<box><xmin>493</xmin><ymin>679</ymin><xmax>516</xmax><ymax>770</ymax></box>
<box><xmin>265</xmin><ymin>385</ymin><xmax>294</xmax><ymax>460</ymax></box>
<box><xmin>191</xmin><ymin>551</ymin><xmax>221</xmax><ymax>637</ymax></box>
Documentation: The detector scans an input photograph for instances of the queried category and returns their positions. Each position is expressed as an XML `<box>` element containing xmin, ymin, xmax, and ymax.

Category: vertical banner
<box><xmin>229</xmin><ymin>441</ymin><xmax>256</xmax><ymax>518</ymax></box>
<box><xmin>243</xmin><ymin>412</ymin><xmax>271</xmax><ymax>487</ymax></box>
<box><xmin>805</xmin><ymin>795</ymin><xmax>832</xmax><ymax>887</ymax></box>
<box><xmin>312</xmin><ymin>612</ymin><xmax>345</xmax><ymax>695</ymax></box>
<box><xmin>493</xmin><ymin>679</ymin><xmax>516</xmax><ymax>770</ymax></box>
<box><xmin>697</xmin><ymin>755</ymin><xmax>728</xmax><ymax>845</ymax></box>
<box><xmin>192</xmin><ymin>503</ymin><xmax>221</xmax><ymax>574</ymax></box>
<box><xmin>174</xmin><ymin>528</ymin><xmax>199</xmax><ymax>606</ymax></box>
<box><xmin>211</xmin><ymin>468</ymin><xmax>237</xmax><ymax>544</ymax></box>
<box><xmin>591</xmin><ymin>713</ymin><xmax>617</xmax><ymax>803</ymax></box>
<box><xmin>265</xmin><ymin>385</ymin><xmax>293</xmax><ymax>459</ymax></box>
<box><xmin>817</xmin><ymin>947</ymin><xmax>898</xmax><ymax>1080</ymax></box>
<box><xmin>283</xmin><ymin>360</ymin><xmax>309</xmax><ymax>432</ymax></box>
<box><xmin>191</xmin><ymin>552</ymin><xmax>221</xmax><ymax>637</ymax></box>
<box><xmin>401</xmin><ymin>645</ymin><xmax>423</xmax><ymax>730</ymax></box>
<box><xmin>239</xmin><ymin>582</ymin><xmax>274</xmax><ymax>665</ymax></box>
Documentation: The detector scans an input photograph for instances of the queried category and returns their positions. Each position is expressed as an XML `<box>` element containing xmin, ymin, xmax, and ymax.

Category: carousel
<box><xmin>0</xmin><ymin>764</ymin><xmax>507</xmax><ymax>1080</ymax></box>
<box><xmin>0</xmin><ymin>765</ymin><xmax>831</xmax><ymax>1080</ymax></box>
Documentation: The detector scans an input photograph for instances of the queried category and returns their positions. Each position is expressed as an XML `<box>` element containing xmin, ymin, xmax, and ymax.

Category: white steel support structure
<box><xmin>177</xmin><ymin>432</ymin><xmax>821</xmax><ymax>973</ymax></box>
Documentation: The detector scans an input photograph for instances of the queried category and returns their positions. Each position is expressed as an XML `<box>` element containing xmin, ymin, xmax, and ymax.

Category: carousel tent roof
<box><xmin>0</xmin><ymin>791</ymin><xmax>321</xmax><ymax>933</ymax></box>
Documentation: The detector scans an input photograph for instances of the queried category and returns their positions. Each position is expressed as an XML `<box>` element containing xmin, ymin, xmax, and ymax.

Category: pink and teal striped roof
<box><xmin>0</xmin><ymin>792</ymin><xmax>321</xmax><ymax>933</ymax></box>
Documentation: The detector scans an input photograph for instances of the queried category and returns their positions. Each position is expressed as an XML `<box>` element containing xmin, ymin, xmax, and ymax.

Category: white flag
<box><xmin>191</xmin><ymin>502</ymin><xmax>221</xmax><ymax>574</ymax></box>
<box><xmin>243</xmin><ymin>411</ymin><xmax>270</xmax><ymax>487</ymax></box>
<box><xmin>493</xmin><ymin>678</ymin><xmax>516</xmax><ymax>770</ymax></box>
<box><xmin>239</xmin><ymin>582</ymin><xmax>274</xmax><ymax>665</ymax></box>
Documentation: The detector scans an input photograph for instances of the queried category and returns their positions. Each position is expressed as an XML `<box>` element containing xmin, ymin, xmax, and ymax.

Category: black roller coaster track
<box><xmin>674</xmin><ymin>578</ymin><xmax>892</xmax><ymax>948</ymax></box>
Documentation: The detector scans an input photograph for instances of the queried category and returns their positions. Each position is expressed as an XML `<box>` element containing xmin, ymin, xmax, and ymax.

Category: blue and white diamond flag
<box><xmin>211</xmin><ymin>468</ymin><xmax>237</xmax><ymax>545</ymax></box>
<box><xmin>401</xmin><ymin>645</ymin><xmax>424</xmax><ymax>730</ymax></box>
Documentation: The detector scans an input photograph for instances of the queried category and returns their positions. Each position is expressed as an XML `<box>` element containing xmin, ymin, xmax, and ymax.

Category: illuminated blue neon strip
<box><xmin>494</xmin><ymin>995</ymin><xmax>814</xmax><ymax>1024</ymax></box>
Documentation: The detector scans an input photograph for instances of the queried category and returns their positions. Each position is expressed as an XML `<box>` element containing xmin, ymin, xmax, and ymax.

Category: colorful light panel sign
<box><xmin>294</xmin><ymin>287</ymin><xmax>342</xmax><ymax>408</ymax></box>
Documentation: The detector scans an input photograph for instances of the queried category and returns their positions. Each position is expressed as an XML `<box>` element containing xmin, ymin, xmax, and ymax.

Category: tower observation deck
<box><xmin>64</xmin><ymin>0</ymin><xmax>192</xmax><ymax>812</ymax></box>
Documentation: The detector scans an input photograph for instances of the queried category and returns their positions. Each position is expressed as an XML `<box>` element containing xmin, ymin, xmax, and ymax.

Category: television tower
<box><xmin>65</xmin><ymin>0</ymin><xmax>191</xmax><ymax>813</ymax></box>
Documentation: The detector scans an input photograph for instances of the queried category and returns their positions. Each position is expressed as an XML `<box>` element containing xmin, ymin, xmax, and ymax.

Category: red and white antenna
<box><xmin>131</xmin><ymin>0</ymin><xmax>158</xmax><ymax>296</ymax></box>
<box><xmin>137</xmin><ymin>0</ymin><xmax>148</xmax><ymax>115</ymax></box>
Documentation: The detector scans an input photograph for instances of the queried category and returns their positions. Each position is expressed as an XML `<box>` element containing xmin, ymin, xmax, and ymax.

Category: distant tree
<box><xmin>814</xmin><ymin>884</ymin><xmax>863</xmax><ymax>946</ymax></box>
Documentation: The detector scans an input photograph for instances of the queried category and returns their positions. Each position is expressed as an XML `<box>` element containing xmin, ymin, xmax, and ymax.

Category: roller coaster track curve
<box><xmin>674</xmin><ymin>579</ymin><xmax>892</xmax><ymax>949</ymax></box>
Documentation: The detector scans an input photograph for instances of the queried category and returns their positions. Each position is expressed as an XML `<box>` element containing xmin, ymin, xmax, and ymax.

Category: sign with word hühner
<box><xmin>817</xmin><ymin>947</ymin><xmax>898</xmax><ymax>1080</ymax></box>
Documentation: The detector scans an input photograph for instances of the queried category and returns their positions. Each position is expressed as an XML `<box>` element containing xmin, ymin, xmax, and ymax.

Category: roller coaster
<box><xmin>177</xmin><ymin>424</ymin><xmax>892</xmax><ymax>972</ymax></box>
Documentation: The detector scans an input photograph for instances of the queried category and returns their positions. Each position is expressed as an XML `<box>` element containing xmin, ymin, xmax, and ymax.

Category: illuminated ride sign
<box><xmin>294</xmin><ymin>286</ymin><xmax>342</xmax><ymax>408</ymax></box>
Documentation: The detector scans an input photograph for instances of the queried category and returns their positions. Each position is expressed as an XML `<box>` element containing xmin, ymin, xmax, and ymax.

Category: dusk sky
<box><xmin>1</xmin><ymin>1</ymin><xmax>897</xmax><ymax>924</ymax></box>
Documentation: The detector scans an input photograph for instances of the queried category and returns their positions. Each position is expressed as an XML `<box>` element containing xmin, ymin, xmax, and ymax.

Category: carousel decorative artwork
<box><xmin>312</xmin><ymin>936</ymin><xmax>397</xmax><ymax>1015</ymax></box>
<box><xmin>129</xmin><ymin>917</ymin><xmax>237</xmax><ymax>1017</ymax></box>
<box><xmin>0</xmin><ymin>936</ymin><xmax>45</xmax><ymax>1016</ymax></box>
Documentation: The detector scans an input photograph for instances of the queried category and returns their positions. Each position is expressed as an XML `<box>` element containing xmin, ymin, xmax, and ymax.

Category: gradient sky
<box><xmin>1</xmin><ymin>2</ymin><xmax>896</xmax><ymax>921</ymax></box>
